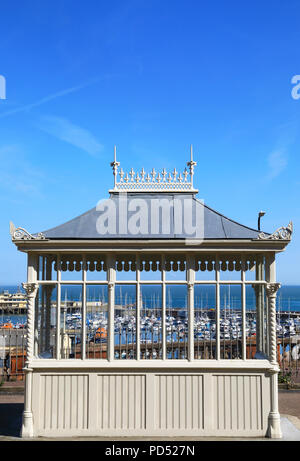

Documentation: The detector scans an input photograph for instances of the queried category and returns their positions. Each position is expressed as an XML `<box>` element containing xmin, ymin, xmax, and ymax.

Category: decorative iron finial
<box><xmin>110</xmin><ymin>145</ymin><xmax>120</xmax><ymax>189</ymax></box>
<box><xmin>109</xmin><ymin>146</ymin><xmax>198</xmax><ymax>193</ymax></box>
<box><xmin>187</xmin><ymin>144</ymin><xmax>197</xmax><ymax>187</ymax></box>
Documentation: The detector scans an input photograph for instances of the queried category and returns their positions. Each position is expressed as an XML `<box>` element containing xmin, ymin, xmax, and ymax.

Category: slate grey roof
<box><xmin>40</xmin><ymin>193</ymin><xmax>262</xmax><ymax>240</ymax></box>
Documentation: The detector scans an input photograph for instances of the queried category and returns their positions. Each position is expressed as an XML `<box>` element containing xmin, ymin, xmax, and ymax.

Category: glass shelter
<box><xmin>11</xmin><ymin>150</ymin><xmax>292</xmax><ymax>438</ymax></box>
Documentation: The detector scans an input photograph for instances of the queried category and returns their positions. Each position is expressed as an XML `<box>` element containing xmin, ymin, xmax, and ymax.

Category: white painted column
<box><xmin>82</xmin><ymin>255</ymin><xmax>86</xmax><ymax>359</ymax></box>
<box><xmin>266</xmin><ymin>253</ymin><xmax>282</xmax><ymax>439</ymax></box>
<box><xmin>21</xmin><ymin>253</ymin><xmax>38</xmax><ymax>438</ymax></box>
<box><xmin>136</xmin><ymin>254</ymin><xmax>141</xmax><ymax>361</ymax></box>
<box><xmin>241</xmin><ymin>255</ymin><xmax>246</xmax><ymax>360</ymax></box>
<box><xmin>186</xmin><ymin>255</ymin><xmax>195</xmax><ymax>361</ymax></box>
<box><xmin>215</xmin><ymin>255</ymin><xmax>220</xmax><ymax>360</ymax></box>
<box><xmin>107</xmin><ymin>255</ymin><xmax>116</xmax><ymax>362</ymax></box>
<box><xmin>56</xmin><ymin>254</ymin><xmax>61</xmax><ymax>360</ymax></box>
<box><xmin>162</xmin><ymin>255</ymin><xmax>166</xmax><ymax>361</ymax></box>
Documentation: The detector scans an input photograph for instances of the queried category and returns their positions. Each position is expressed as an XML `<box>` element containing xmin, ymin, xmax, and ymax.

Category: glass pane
<box><xmin>140</xmin><ymin>256</ymin><xmax>161</xmax><ymax>281</ymax></box>
<box><xmin>86</xmin><ymin>285</ymin><xmax>108</xmax><ymax>359</ymax></box>
<box><xmin>115</xmin><ymin>256</ymin><xmax>137</xmax><ymax>281</ymax></box>
<box><xmin>165</xmin><ymin>257</ymin><xmax>186</xmax><ymax>281</ymax></box>
<box><xmin>86</xmin><ymin>255</ymin><xmax>107</xmax><ymax>281</ymax></box>
<box><xmin>35</xmin><ymin>285</ymin><xmax>57</xmax><ymax>358</ymax></box>
<box><xmin>245</xmin><ymin>257</ymin><xmax>258</xmax><ymax>281</ymax></box>
<box><xmin>246</xmin><ymin>284</ymin><xmax>267</xmax><ymax>359</ymax></box>
<box><xmin>194</xmin><ymin>285</ymin><xmax>216</xmax><ymax>359</ymax></box>
<box><xmin>60</xmin><ymin>255</ymin><xmax>83</xmax><ymax>281</ymax></box>
<box><xmin>140</xmin><ymin>285</ymin><xmax>162</xmax><ymax>359</ymax></box>
<box><xmin>219</xmin><ymin>256</ymin><xmax>242</xmax><ymax>281</ymax></box>
<box><xmin>220</xmin><ymin>285</ymin><xmax>242</xmax><ymax>359</ymax></box>
<box><xmin>166</xmin><ymin>285</ymin><xmax>188</xmax><ymax>359</ymax></box>
<box><xmin>60</xmin><ymin>285</ymin><xmax>82</xmax><ymax>359</ymax></box>
<box><xmin>114</xmin><ymin>285</ymin><xmax>136</xmax><ymax>359</ymax></box>
<box><xmin>195</xmin><ymin>256</ymin><xmax>216</xmax><ymax>281</ymax></box>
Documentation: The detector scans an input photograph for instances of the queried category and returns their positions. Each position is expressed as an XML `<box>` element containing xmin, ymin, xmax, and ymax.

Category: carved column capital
<box><xmin>22</xmin><ymin>282</ymin><xmax>39</xmax><ymax>298</ymax></box>
<box><xmin>266</xmin><ymin>283</ymin><xmax>281</xmax><ymax>298</ymax></box>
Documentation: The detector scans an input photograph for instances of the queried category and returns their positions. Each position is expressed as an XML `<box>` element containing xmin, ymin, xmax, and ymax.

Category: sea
<box><xmin>1</xmin><ymin>284</ymin><xmax>300</xmax><ymax>326</ymax></box>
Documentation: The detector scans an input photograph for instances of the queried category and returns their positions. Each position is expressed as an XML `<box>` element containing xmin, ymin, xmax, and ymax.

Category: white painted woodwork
<box><xmin>30</xmin><ymin>368</ymin><xmax>271</xmax><ymax>437</ymax></box>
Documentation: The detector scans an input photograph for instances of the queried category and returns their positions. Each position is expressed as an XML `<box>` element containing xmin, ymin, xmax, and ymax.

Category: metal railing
<box><xmin>0</xmin><ymin>313</ymin><xmax>299</xmax><ymax>383</ymax></box>
<box><xmin>0</xmin><ymin>328</ymin><xmax>27</xmax><ymax>382</ymax></box>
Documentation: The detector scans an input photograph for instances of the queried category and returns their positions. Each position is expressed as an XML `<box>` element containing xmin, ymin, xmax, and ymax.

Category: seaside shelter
<box><xmin>11</xmin><ymin>148</ymin><xmax>292</xmax><ymax>438</ymax></box>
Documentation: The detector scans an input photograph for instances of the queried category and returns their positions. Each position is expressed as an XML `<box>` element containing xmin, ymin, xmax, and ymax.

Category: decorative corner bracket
<box><xmin>258</xmin><ymin>221</ymin><xmax>293</xmax><ymax>241</ymax></box>
<box><xmin>10</xmin><ymin>222</ymin><xmax>46</xmax><ymax>241</ymax></box>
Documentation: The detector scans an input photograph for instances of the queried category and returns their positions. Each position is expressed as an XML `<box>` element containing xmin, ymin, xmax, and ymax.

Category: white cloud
<box><xmin>0</xmin><ymin>144</ymin><xmax>43</xmax><ymax>197</ymax></box>
<box><xmin>0</xmin><ymin>78</ymin><xmax>99</xmax><ymax>119</ymax></box>
<box><xmin>266</xmin><ymin>149</ymin><xmax>288</xmax><ymax>180</ymax></box>
<box><xmin>37</xmin><ymin>115</ymin><xmax>103</xmax><ymax>157</ymax></box>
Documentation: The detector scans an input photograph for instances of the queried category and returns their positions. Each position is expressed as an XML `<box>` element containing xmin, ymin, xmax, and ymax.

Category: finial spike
<box><xmin>111</xmin><ymin>145</ymin><xmax>120</xmax><ymax>189</ymax></box>
<box><xmin>190</xmin><ymin>144</ymin><xmax>193</xmax><ymax>162</ymax></box>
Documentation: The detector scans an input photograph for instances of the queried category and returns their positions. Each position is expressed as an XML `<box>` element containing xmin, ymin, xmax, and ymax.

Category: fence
<box><xmin>0</xmin><ymin>328</ymin><xmax>27</xmax><ymax>382</ymax></box>
<box><xmin>0</xmin><ymin>323</ymin><xmax>299</xmax><ymax>384</ymax></box>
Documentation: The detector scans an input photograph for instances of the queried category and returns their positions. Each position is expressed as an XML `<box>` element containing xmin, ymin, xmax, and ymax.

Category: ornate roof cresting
<box><xmin>258</xmin><ymin>221</ymin><xmax>293</xmax><ymax>240</ymax></box>
<box><xmin>109</xmin><ymin>145</ymin><xmax>198</xmax><ymax>193</ymax></box>
<box><xmin>10</xmin><ymin>222</ymin><xmax>46</xmax><ymax>241</ymax></box>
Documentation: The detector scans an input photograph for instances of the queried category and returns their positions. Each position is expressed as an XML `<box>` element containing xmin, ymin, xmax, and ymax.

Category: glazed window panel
<box><xmin>195</xmin><ymin>255</ymin><xmax>216</xmax><ymax>281</ymax></box>
<box><xmin>85</xmin><ymin>285</ymin><xmax>108</xmax><ymax>359</ymax></box>
<box><xmin>140</xmin><ymin>284</ymin><xmax>162</xmax><ymax>359</ymax></box>
<box><xmin>218</xmin><ymin>255</ymin><xmax>242</xmax><ymax>281</ymax></box>
<box><xmin>194</xmin><ymin>285</ymin><xmax>216</xmax><ymax>359</ymax></box>
<box><xmin>246</xmin><ymin>284</ymin><xmax>267</xmax><ymax>359</ymax></box>
<box><xmin>244</xmin><ymin>256</ymin><xmax>262</xmax><ymax>281</ymax></box>
<box><xmin>60</xmin><ymin>255</ymin><xmax>83</xmax><ymax>281</ymax></box>
<box><xmin>165</xmin><ymin>256</ymin><xmax>186</xmax><ymax>281</ymax></box>
<box><xmin>60</xmin><ymin>285</ymin><xmax>83</xmax><ymax>359</ymax></box>
<box><xmin>35</xmin><ymin>285</ymin><xmax>57</xmax><ymax>358</ymax></box>
<box><xmin>166</xmin><ymin>285</ymin><xmax>188</xmax><ymax>359</ymax></box>
<box><xmin>139</xmin><ymin>256</ymin><xmax>162</xmax><ymax>281</ymax></box>
<box><xmin>115</xmin><ymin>256</ymin><xmax>137</xmax><ymax>281</ymax></box>
<box><xmin>220</xmin><ymin>285</ymin><xmax>243</xmax><ymax>359</ymax></box>
<box><xmin>86</xmin><ymin>255</ymin><xmax>107</xmax><ymax>281</ymax></box>
<box><xmin>114</xmin><ymin>284</ymin><xmax>137</xmax><ymax>359</ymax></box>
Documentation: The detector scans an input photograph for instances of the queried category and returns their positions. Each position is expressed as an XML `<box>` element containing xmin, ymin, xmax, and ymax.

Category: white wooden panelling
<box><xmin>39</xmin><ymin>374</ymin><xmax>88</xmax><ymax>431</ymax></box>
<box><xmin>97</xmin><ymin>374</ymin><xmax>146</xmax><ymax>430</ymax></box>
<box><xmin>155</xmin><ymin>374</ymin><xmax>204</xmax><ymax>430</ymax></box>
<box><xmin>31</xmin><ymin>369</ymin><xmax>272</xmax><ymax>437</ymax></box>
<box><xmin>213</xmin><ymin>374</ymin><xmax>263</xmax><ymax>432</ymax></box>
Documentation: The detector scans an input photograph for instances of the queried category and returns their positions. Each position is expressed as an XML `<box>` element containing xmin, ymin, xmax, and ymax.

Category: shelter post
<box><xmin>266</xmin><ymin>253</ymin><xmax>282</xmax><ymax>439</ymax></box>
<box><xmin>21</xmin><ymin>253</ymin><xmax>38</xmax><ymax>438</ymax></box>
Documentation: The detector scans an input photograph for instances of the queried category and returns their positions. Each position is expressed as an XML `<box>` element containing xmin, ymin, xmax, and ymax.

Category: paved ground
<box><xmin>0</xmin><ymin>387</ymin><xmax>299</xmax><ymax>441</ymax></box>
<box><xmin>279</xmin><ymin>390</ymin><xmax>300</xmax><ymax>419</ymax></box>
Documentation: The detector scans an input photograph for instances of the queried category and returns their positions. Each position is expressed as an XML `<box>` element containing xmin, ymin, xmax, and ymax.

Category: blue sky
<box><xmin>0</xmin><ymin>0</ymin><xmax>299</xmax><ymax>284</ymax></box>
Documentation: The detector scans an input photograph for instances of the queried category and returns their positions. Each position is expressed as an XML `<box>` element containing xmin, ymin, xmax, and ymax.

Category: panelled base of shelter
<box><xmin>27</xmin><ymin>366</ymin><xmax>275</xmax><ymax>438</ymax></box>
